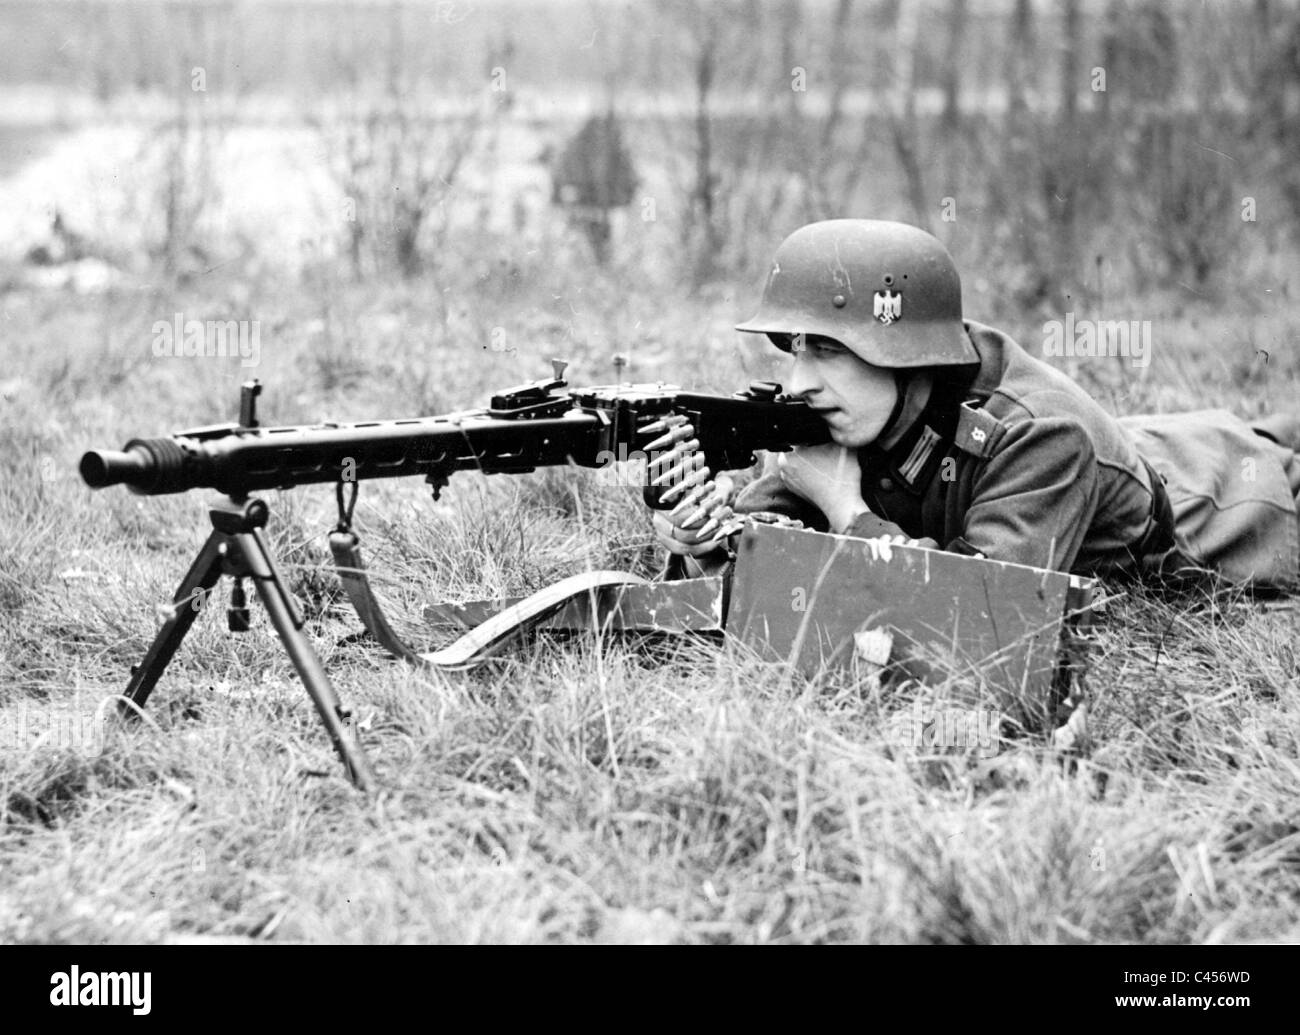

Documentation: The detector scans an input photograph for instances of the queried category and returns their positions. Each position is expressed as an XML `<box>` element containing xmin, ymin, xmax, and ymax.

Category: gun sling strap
<box><xmin>328</xmin><ymin>525</ymin><xmax>651</xmax><ymax>671</ymax></box>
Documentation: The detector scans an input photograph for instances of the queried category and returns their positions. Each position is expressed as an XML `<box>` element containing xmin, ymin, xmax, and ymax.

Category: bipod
<box><xmin>117</xmin><ymin>494</ymin><xmax>377</xmax><ymax>792</ymax></box>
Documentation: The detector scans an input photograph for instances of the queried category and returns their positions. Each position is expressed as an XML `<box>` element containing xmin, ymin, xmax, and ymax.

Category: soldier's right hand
<box><xmin>651</xmin><ymin>474</ymin><xmax>736</xmax><ymax>557</ymax></box>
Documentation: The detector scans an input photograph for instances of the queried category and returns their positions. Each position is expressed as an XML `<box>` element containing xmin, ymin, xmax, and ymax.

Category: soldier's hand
<box><xmin>776</xmin><ymin>444</ymin><xmax>870</xmax><ymax>533</ymax></box>
<box><xmin>651</xmin><ymin>474</ymin><xmax>736</xmax><ymax>557</ymax></box>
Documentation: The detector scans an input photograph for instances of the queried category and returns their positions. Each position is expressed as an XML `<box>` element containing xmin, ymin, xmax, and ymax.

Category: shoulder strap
<box><xmin>953</xmin><ymin>401</ymin><xmax>1007</xmax><ymax>458</ymax></box>
<box><xmin>329</xmin><ymin>530</ymin><xmax>427</xmax><ymax>665</ymax></box>
<box><xmin>329</xmin><ymin>529</ymin><xmax>650</xmax><ymax>670</ymax></box>
<box><xmin>419</xmin><ymin>570</ymin><xmax>651</xmax><ymax>669</ymax></box>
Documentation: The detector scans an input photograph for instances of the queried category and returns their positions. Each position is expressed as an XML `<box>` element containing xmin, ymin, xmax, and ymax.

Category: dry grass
<box><xmin>2</xmin><ymin>230</ymin><xmax>1299</xmax><ymax>945</ymax></box>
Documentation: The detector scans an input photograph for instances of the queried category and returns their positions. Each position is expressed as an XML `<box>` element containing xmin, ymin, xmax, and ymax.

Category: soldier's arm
<box><xmin>953</xmin><ymin>417</ymin><xmax>1101</xmax><ymax>571</ymax></box>
<box><xmin>736</xmin><ymin>459</ymin><xmax>942</xmax><ymax>545</ymax></box>
<box><xmin>662</xmin><ymin>457</ymin><xmax>828</xmax><ymax>578</ymax></box>
<box><xmin>759</xmin><ymin>419</ymin><xmax>1102</xmax><ymax>566</ymax></box>
<box><xmin>841</xmin><ymin>509</ymin><xmax>937</xmax><ymax>545</ymax></box>
<box><xmin>732</xmin><ymin>456</ymin><xmax>831</xmax><ymax>531</ymax></box>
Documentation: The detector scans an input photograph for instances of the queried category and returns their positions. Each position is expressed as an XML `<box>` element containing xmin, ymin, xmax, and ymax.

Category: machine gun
<box><xmin>79</xmin><ymin>362</ymin><xmax>830</xmax><ymax>790</ymax></box>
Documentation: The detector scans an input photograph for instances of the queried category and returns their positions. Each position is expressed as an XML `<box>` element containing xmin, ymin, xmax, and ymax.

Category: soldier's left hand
<box><xmin>776</xmin><ymin>443</ymin><xmax>871</xmax><ymax>533</ymax></box>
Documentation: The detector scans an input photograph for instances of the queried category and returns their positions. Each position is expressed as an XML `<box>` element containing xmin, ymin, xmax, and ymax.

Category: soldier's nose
<box><xmin>787</xmin><ymin>350</ymin><xmax>820</xmax><ymax>398</ymax></box>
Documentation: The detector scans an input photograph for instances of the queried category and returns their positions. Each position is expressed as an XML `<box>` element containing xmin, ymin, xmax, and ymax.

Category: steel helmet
<box><xmin>736</xmin><ymin>219</ymin><xmax>976</xmax><ymax>368</ymax></box>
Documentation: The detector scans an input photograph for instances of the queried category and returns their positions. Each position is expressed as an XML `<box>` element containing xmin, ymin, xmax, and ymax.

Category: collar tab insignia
<box><xmin>897</xmin><ymin>424</ymin><xmax>942</xmax><ymax>486</ymax></box>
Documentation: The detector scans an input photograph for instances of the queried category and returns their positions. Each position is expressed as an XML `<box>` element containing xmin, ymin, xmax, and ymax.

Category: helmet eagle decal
<box><xmin>873</xmin><ymin>289</ymin><xmax>902</xmax><ymax>324</ymax></box>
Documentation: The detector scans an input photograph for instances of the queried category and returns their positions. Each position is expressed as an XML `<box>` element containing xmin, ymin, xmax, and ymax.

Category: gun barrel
<box><xmin>79</xmin><ymin>447</ymin><xmax>152</xmax><ymax>490</ymax></box>
<box><xmin>78</xmin><ymin>413</ymin><xmax>608</xmax><ymax>496</ymax></box>
<box><xmin>78</xmin><ymin>383</ymin><xmax>831</xmax><ymax>499</ymax></box>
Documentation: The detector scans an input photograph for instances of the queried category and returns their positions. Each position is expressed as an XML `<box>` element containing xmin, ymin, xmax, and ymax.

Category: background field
<box><xmin>1</xmin><ymin>0</ymin><xmax>1298</xmax><ymax>943</ymax></box>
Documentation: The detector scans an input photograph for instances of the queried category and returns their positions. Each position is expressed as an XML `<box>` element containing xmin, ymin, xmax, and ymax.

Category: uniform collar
<box><xmin>864</xmin><ymin>356</ymin><xmax>981</xmax><ymax>492</ymax></box>
<box><xmin>876</xmin><ymin>325</ymin><xmax>987</xmax><ymax>451</ymax></box>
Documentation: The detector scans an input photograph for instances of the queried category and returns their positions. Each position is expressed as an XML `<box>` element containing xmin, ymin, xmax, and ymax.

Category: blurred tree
<box><xmin>693</xmin><ymin>19</ymin><xmax>720</xmax><ymax>277</ymax></box>
<box><xmin>887</xmin><ymin>0</ymin><xmax>931</xmax><ymax>232</ymax></box>
<box><xmin>1099</xmin><ymin>0</ymin><xmax>1178</xmax><ymax>110</ymax></box>
<box><xmin>315</xmin><ymin>1</ymin><xmax>487</xmax><ymax>286</ymax></box>
<box><xmin>1117</xmin><ymin>2</ymin><xmax>1241</xmax><ymax>288</ymax></box>
<box><xmin>780</xmin><ymin>0</ymin><xmax>804</xmax><ymax>125</ymax></box>
<box><xmin>1249</xmin><ymin>4</ymin><xmax>1300</xmax><ymax>233</ymax></box>
<box><xmin>940</xmin><ymin>0</ymin><xmax>969</xmax><ymax>133</ymax></box>
<box><xmin>1005</xmin><ymin>0</ymin><xmax>1035</xmax><ymax>127</ymax></box>
<box><xmin>938</xmin><ymin>0</ymin><xmax>970</xmax><ymax>199</ymax></box>
<box><xmin>798</xmin><ymin>0</ymin><xmax>856</xmax><ymax>219</ymax></box>
<box><xmin>1047</xmin><ymin>0</ymin><xmax>1082</xmax><ymax>296</ymax></box>
<box><xmin>488</xmin><ymin>32</ymin><xmax>518</xmax><ymax>115</ymax></box>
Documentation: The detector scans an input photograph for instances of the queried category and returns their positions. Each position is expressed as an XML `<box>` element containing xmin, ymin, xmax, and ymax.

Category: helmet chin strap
<box><xmin>876</xmin><ymin>369</ymin><xmax>930</xmax><ymax>450</ymax></box>
<box><xmin>884</xmin><ymin>370</ymin><xmax>911</xmax><ymax>433</ymax></box>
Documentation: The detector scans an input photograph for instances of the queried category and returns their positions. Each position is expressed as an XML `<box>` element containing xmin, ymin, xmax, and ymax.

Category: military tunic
<box><xmin>733</xmin><ymin>320</ymin><xmax>1300</xmax><ymax>588</ymax></box>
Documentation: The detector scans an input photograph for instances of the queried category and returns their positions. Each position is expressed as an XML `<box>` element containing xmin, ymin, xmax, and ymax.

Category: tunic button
<box><xmin>880</xmin><ymin>477</ymin><xmax>895</xmax><ymax>491</ymax></box>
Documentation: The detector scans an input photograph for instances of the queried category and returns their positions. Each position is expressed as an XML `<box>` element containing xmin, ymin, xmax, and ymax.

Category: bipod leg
<box><xmin>121</xmin><ymin>529</ymin><xmax>227</xmax><ymax>715</ymax></box>
<box><xmin>224</xmin><ymin>514</ymin><xmax>377</xmax><ymax>793</ymax></box>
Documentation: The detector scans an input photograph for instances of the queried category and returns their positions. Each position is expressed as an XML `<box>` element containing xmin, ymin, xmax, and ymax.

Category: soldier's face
<box><xmin>785</xmin><ymin>335</ymin><xmax>899</xmax><ymax>448</ymax></box>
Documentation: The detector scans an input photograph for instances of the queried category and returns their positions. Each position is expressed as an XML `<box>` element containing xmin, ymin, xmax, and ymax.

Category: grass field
<box><xmin>2</xmin><ymin>0</ymin><xmax>1299</xmax><ymax>946</ymax></box>
<box><xmin>1</xmin><ymin>239</ymin><xmax>1298</xmax><ymax>944</ymax></box>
